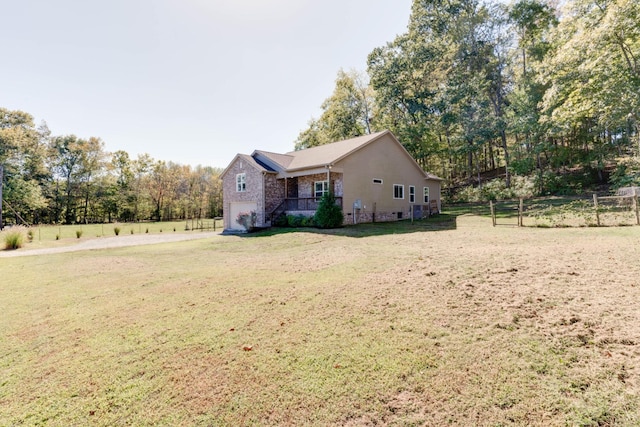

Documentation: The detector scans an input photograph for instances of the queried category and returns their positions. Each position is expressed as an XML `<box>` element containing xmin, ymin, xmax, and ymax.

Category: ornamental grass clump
<box><xmin>114</xmin><ymin>226</ymin><xmax>121</xmax><ymax>236</ymax></box>
<box><xmin>3</xmin><ymin>226</ymin><xmax>27</xmax><ymax>250</ymax></box>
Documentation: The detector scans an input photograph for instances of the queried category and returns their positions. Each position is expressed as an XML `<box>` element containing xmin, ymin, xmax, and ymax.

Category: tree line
<box><xmin>0</xmin><ymin>108</ymin><xmax>223</xmax><ymax>227</ymax></box>
<box><xmin>295</xmin><ymin>0</ymin><xmax>640</xmax><ymax>198</ymax></box>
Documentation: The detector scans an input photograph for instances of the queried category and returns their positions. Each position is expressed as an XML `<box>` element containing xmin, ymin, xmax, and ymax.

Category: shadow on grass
<box><xmin>241</xmin><ymin>213</ymin><xmax>459</xmax><ymax>239</ymax></box>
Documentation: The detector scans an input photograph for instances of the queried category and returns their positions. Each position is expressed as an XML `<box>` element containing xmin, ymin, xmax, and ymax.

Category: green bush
<box><xmin>27</xmin><ymin>229</ymin><xmax>34</xmax><ymax>242</ymax></box>
<box><xmin>610</xmin><ymin>158</ymin><xmax>640</xmax><ymax>189</ymax></box>
<box><xmin>3</xmin><ymin>226</ymin><xmax>27</xmax><ymax>250</ymax></box>
<box><xmin>313</xmin><ymin>193</ymin><xmax>343</xmax><ymax>228</ymax></box>
<box><xmin>76</xmin><ymin>230</ymin><xmax>83</xmax><ymax>239</ymax></box>
<box><xmin>286</xmin><ymin>214</ymin><xmax>305</xmax><ymax>227</ymax></box>
<box><xmin>114</xmin><ymin>226</ymin><xmax>121</xmax><ymax>236</ymax></box>
<box><xmin>273</xmin><ymin>214</ymin><xmax>287</xmax><ymax>227</ymax></box>
<box><xmin>452</xmin><ymin>177</ymin><xmax>537</xmax><ymax>203</ymax></box>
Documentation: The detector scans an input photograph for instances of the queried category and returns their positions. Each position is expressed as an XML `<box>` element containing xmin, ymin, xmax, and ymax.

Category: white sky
<box><xmin>3</xmin><ymin>0</ymin><xmax>412</xmax><ymax>169</ymax></box>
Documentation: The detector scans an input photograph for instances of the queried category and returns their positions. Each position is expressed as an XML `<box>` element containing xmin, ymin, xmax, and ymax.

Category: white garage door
<box><xmin>229</xmin><ymin>202</ymin><xmax>258</xmax><ymax>230</ymax></box>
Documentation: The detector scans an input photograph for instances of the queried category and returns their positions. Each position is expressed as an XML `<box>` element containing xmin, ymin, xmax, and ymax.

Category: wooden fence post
<box><xmin>634</xmin><ymin>189</ymin><xmax>640</xmax><ymax>226</ymax></box>
<box><xmin>490</xmin><ymin>200</ymin><xmax>496</xmax><ymax>227</ymax></box>
<box><xmin>518</xmin><ymin>198</ymin><xmax>524</xmax><ymax>227</ymax></box>
<box><xmin>593</xmin><ymin>194</ymin><xmax>600</xmax><ymax>226</ymax></box>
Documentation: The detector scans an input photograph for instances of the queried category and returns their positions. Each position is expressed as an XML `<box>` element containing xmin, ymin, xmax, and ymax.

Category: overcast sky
<box><xmin>3</xmin><ymin>0</ymin><xmax>412</xmax><ymax>168</ymax></box>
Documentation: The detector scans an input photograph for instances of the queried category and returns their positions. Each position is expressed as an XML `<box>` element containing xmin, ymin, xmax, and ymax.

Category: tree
<box><xmin>0</xmin><ymin>109</ymin><xmax>50</xmax><ymax>225</ymax></box>
<box><xmin>368</xmin><ymin>0</ymin><xmax>513</xmax><ymax>184</ymax></box>
<box><xmin>295</xmin><ymin>69</ymin><xmax>375</xmax><ymax>150</ymax></box>
<box><xmin>540</xmin><ymin>0</ymin><xmax>640</xmax><ymax>159</ymax></box>
<box><xmin>50</xmin><ymin>135</ymin><xmax>105</xmax><ymax>224</ymax></box>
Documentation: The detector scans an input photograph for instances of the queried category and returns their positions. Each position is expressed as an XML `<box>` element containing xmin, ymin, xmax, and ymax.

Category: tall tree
<box><xmin>50</xmin><ymin>135</ymin><xmax>105</xmax><ymax>224</ymax></box>
<box><xmin>0</xmin><ymin>109</ymin><xmax>49</xmax><ymax>225</ymax></box>
<box><xmin>540</xmin><ymin>0</ymin><xmax>640</xmax><ymax>164</ymax></box>
<box><xmin>295</xmin><ymin>69</ymin><xmax>374</xmax><ymax>150</ymax></box>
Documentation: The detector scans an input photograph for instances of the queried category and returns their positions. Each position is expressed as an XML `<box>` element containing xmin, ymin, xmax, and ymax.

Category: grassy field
<box><xmin>2</xmin><ymin>219</ymin><xmax>222</xmax><ymax>250</ymax></box>
<box><xmin>1</xmin><ymin>214</ymin><xmax>640</xmax><ymax>425</ymax></box>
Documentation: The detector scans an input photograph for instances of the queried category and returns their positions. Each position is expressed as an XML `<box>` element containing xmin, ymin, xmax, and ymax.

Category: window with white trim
<box><xmin>236</xmin><ymin>173</ymin><xmax>246</xmax><ymax>192</ymax></box>
<box><xmin>423</xmin><ymin>187</ymin><xmax>430</xmax><ymax>203</ymax></box>
<box><xmin>393</xmin><ymin>184</ymin><xmax>404</xmax><ymax>199</ymax></box>
<box><xmin>315</xmin><ymin>180</ymin><xmax>329</xmax><ymax>198</ymax></box>
<box><xmin>409</xmin><ymin>186</ymin><xmax>415</xmax><ymax>203</ymax></box>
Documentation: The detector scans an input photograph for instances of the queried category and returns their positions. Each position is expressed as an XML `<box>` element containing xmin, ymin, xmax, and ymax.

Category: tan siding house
<box><xmin>221</xmin><ymin>130</ymin><xmax>442</xmax><ymax>231</ymax></box>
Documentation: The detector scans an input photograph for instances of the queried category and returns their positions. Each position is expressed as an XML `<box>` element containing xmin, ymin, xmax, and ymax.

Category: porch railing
<box><xmin>281</xmin><ymin>197</ymin><xmax>342</xmax><ymax>211</ymax></box>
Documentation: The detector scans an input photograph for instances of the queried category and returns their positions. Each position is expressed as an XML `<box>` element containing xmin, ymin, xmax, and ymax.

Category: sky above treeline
<box><xmin>3</xmin><ymin>0</ymin><xmax>413</xmax><ymax>168</ymax></box>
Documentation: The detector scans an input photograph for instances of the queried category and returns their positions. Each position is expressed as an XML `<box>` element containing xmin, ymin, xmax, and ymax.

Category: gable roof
<box><xmin>252</xmin><ymin>150</ymin><xmax>294</xmax><ymax>170</ymax></box>
<box><xmin>283</xmin><ymin>131</ymin><xmax>389</xmax><ymax>171</ymax></box>
<box><xmin>219</xmin><ymin>153</ymin><xmax>276</xmax><ymax>178</ymax></box>
<box><xmin>222</xmin><ymin>130</ymin><xmax>443</xmax><ymax>180</ymax></box>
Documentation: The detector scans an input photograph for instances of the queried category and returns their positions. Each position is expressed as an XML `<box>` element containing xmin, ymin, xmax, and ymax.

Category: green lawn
<box><xmin>1</xmin><ymin>215</ymin><xmax>640</xmax><ymax>425</ymax></box>
<box><xmin>3</xmin><ymin>219</ymin><xmax>222</xmax><ymax>250</ymax></box>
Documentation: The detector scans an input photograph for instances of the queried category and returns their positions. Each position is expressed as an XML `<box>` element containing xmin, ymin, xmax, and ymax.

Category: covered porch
<box><xmin>268</xmin><ymin>171</ymin><xmax>343</xmax><ymax>222</ymax></box>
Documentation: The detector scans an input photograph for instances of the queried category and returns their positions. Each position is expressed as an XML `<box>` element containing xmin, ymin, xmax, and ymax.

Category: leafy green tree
<box><xmin>540</xmin><ymin>0</ymin><xmax>640</xmax><ymax>164</ymax></box>
<box><xmin>0</xmin><ymin>109</ymin><xmax>50</xmax><ymax>225</ymax></box>
<box><xmin>295</xmin><ymin>69</ymin><xmax>374</xmax><ymax>150</ymax></box>
<box><xmin>50</xmin><ymin>135</ymin><xmax>105</xmax><ymax>224</ymax></box>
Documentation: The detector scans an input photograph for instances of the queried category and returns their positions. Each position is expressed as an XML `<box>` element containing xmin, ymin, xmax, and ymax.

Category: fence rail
<box><xmin>489</xmin><ymin>192</ymin><xmax>640</xmax><ymax>227</ymax></box>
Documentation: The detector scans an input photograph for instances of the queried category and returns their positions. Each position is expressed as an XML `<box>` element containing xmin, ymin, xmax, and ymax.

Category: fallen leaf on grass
<box><xmin>243</xmin><ymin>345</ymin><xmax>253</xmax><ymax>351</ymax></box>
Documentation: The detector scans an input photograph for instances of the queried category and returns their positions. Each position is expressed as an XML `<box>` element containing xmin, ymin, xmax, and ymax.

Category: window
<box><xmin>409</xmin><ymin>186</ymin><xmax>415</xmax><ymax>203</ymax></box>
<box><xmin>315</xmin><ymin>181</ymin><xmax>329</xmax><ymax>198</ymax></box>
<box><xmin>236</xmin><ymin>173</ymin><xmax>246</xmax><ymax>192</ymax></box>
<box><xmin>373</xmin><ymin>178</ymin><xmax>383</xmax><ymax>184</ymax></box>
<box><xmin>393</xmin><ymin>184</ymin><xmax>404</xmax><ymax>199</ymax></box>
<box><xmin>423</xmin><ymin>187</ymin><xmax>430</xmax><ymax>203</ymax></box>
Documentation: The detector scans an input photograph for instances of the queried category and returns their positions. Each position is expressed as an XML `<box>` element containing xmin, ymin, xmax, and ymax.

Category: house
<box><xmin>220</xmin><ymin>130</ymin><xmax>442</xmax><ymax>231</ymax></box>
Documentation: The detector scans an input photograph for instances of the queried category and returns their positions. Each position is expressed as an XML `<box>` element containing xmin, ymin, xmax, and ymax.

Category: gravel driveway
<box><xmin>0</xmin><ymin>232</ymin><xmax>222</xmax><ymax>258</ymax></box>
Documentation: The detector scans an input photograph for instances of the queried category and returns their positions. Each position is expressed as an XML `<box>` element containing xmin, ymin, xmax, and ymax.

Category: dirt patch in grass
<box><xmin>1</xmin><ymin>215</ymin><xmax>640</xmax><ymax>425</ymax></box>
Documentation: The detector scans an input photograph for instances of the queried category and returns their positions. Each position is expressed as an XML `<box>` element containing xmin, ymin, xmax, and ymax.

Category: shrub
<box><xmin>27</xmin><ymin>229</ymin><xmax>34</xmax><ymax>242</ymax></box>
<box><xmin>273</xmin><ymin>214</ymin><xmax>287</xmax><ymax>227</ymax></box>
<box><xmin>130</xmin><ymin>229</ymin><xmax>134</xmax><ymax>234</ymax></box>
<box><xmin>236</xmin><ymin>211</ymin><xmax>257</xmax><ymax>231</ymax></box>
<box><xmin>114</xmin><ymin>226</ymin><xmax>121</xmax><ymax>236</ymax></box>
<box><xmin>145</xmin><ymin>228</ymin><xmax>149</xmax><ymax>234</ymax></box>
<box><xmin>314</xmin><ymin>193</ymin><xmax>343</xmax><ymax>228</ymax></box>
<box><xmin>451</xmin><ymin>177</ymin><xmax>537</xmax><ymax>203</ymax></box>
<box><xmin>76</xmin><ymin>230</ymin><xmax>83</xmax><ymax>239</ymax></box>
<box><xmin>286</xmin><ymin>214</ymin><xmax>304</xmax><ymax>227</ymax></box>
<box><xmin>610</xmin><ymin>158</ymin><xmax>640</xmax><ymax>190</ymax></box>
<box><xmin>3</xmin><ymin>226</ymin><xmax>27</xmax><ymax>250</ymax></box>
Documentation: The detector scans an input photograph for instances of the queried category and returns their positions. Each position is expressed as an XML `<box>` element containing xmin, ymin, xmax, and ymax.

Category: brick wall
<box><xmin>264</xmin><ymin>175</ymin><xmax>285</xmax><ymax>217</ymax></box>
<box><xmin>222</xmin><ymin>158</ymin><xmax>266</xmax><ymax>229</ymax></box>
<box><xmin>343</xmin><ymin>208</ymin><xmax>416</xmax><ymax>225</ymax></box>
